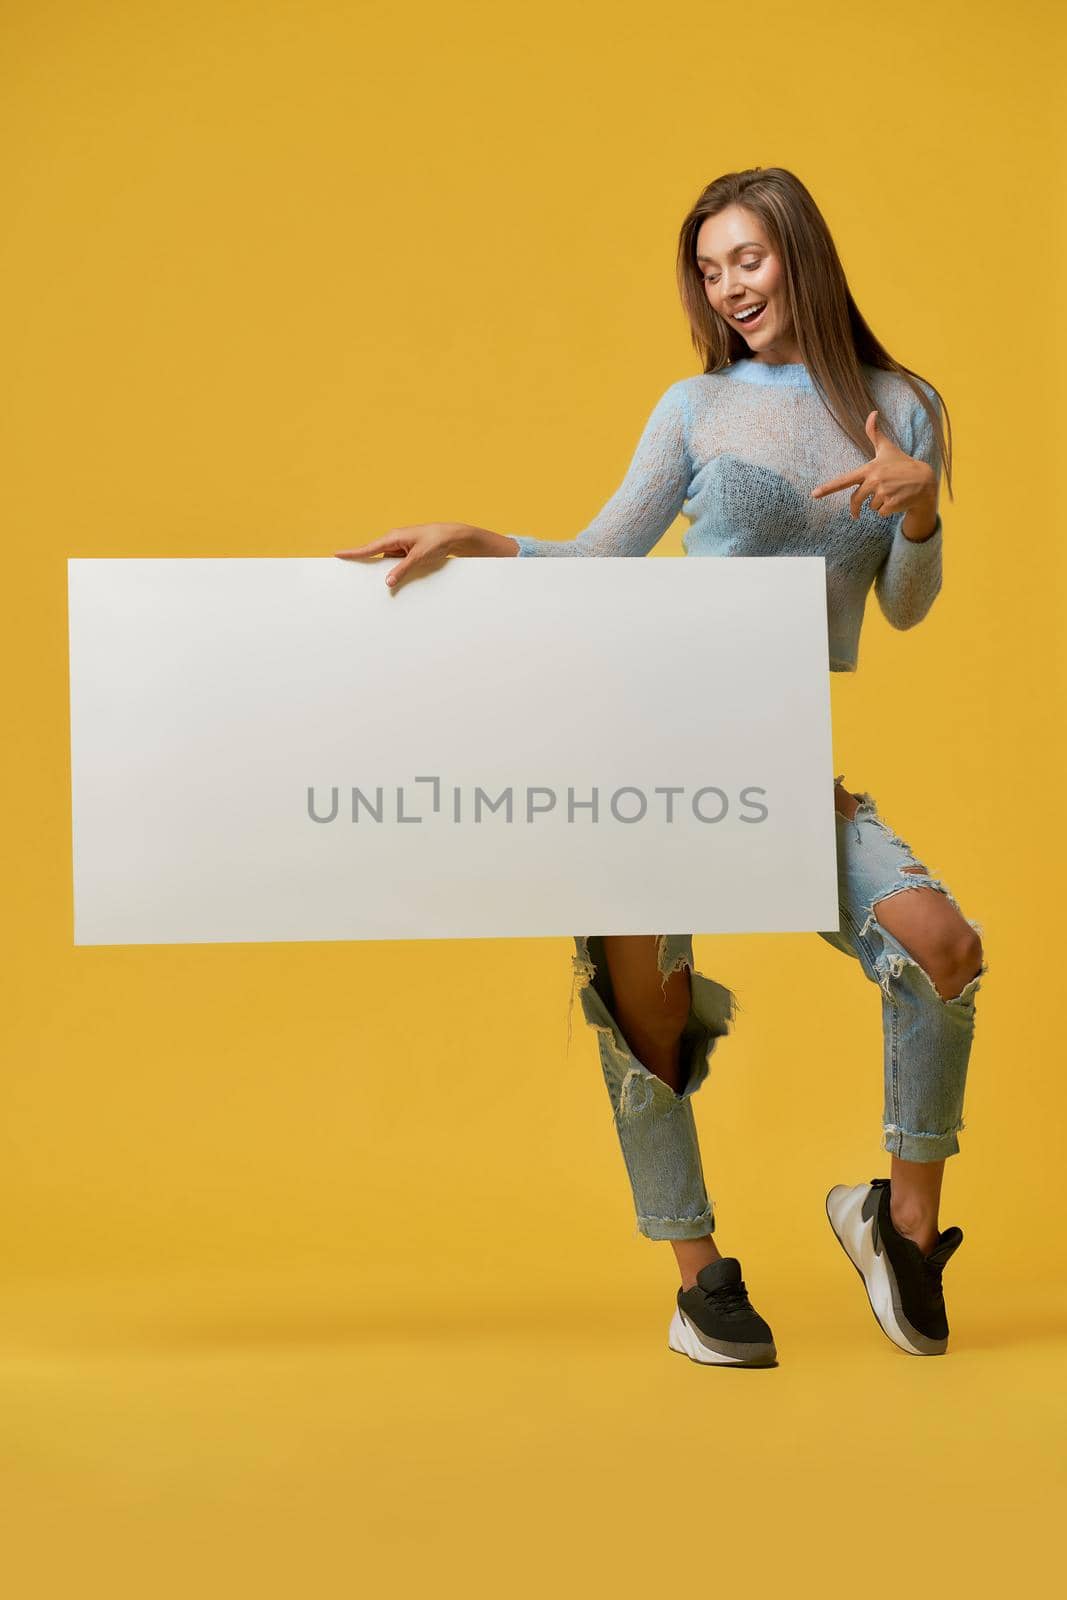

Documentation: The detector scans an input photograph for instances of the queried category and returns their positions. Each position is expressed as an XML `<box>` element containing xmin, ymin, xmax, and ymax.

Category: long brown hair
<box><xmin>675</xmin><ymin>167</ymin><xmax>953</xmax><ymax>498</ymax></box>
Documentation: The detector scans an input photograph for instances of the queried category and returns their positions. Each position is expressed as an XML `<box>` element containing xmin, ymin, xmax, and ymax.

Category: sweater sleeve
<box><xmin>508</xmin><ymin>380</ymin><xmax>692</xmax><ymax>557</ymax></box>
<box><xmin>873</xmin><ymin>383</ymin><xmax>944</xmax><ymax>629</ymax></box>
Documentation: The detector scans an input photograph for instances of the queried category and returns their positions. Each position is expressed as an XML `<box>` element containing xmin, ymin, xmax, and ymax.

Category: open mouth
<box><xmin>733</xmin><ymin>302</ymin><xmax>768</xmax><ymax>329</ymax></box>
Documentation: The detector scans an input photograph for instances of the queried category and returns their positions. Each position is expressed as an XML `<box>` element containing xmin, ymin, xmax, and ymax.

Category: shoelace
<box><xmin>703</xmin><ymin>1280</ymin><xmax>752</xmax><ymax>1317</ymax></box>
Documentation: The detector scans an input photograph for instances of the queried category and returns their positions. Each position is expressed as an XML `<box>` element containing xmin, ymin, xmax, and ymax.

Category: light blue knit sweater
<box><xmin>509</xmin><ymin>358</ymin><xmax>944</xmax><ymax>671</ymax></box>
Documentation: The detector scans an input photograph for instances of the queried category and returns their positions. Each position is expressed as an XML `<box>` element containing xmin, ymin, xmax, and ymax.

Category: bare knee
<box><xmin>939</xmin><ymin>925</ymin><xmax>984</xmax><ymax>998</ymax></box>
<box><xmin>909</xmin><ymin>928</ymin><xmax>982</xmax><ymax>1000</ymax></box>
<box><xmin>600</xmin><ymin>936</ymin><xmax>690</xmax><ymax>1031</ymax></box>
<box><xmin>873</xmin><ymin>885</ymin><xmax>983</xmax><ymax>1001</ymax></box>
<box><xmin>597</xmin><ymin>935</ymin><xmax>692</xmax><ymax>1084</ymax></box>
<box><xmin>615</xmin><ymin>969</ymin><xmax>692</xmax><ymax>1054</ymax></box>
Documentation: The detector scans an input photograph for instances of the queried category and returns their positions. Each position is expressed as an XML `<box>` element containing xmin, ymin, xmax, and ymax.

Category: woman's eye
<box><xmin>703</xmin><ymin>260</ymin><xmax>762</xmax><ymax>284</ymax></box>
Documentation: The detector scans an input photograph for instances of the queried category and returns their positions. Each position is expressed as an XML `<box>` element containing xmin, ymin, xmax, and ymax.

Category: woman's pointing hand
<box><xmin>809</xmin><ymin>410</ymin><xmax>937</xmax><ymax>521</ymax></box>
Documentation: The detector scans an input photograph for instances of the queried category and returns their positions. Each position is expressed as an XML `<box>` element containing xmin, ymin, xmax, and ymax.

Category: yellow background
<box><xmin>2</xmin><ymin>0</ymin><xmax>1063</xmax><ymax>1593</ymax></box>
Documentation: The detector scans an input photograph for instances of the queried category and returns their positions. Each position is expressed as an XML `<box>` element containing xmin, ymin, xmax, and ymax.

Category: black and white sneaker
<box><xmin>825</xmin><ymin>1178</ymin><xmax>964</xmax><ymax>1356</ymax></box>
<box><xmin>668</xmin><ymin>1257</ymin><xmax>778</xmax><ymax>1367</ymax></box>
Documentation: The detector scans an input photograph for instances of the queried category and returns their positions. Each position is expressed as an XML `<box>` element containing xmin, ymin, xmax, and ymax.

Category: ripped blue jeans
<box><xmin>568</xmin><ymin>779</ymin><xmax>987</xmax><ymax>1242</ymax></box>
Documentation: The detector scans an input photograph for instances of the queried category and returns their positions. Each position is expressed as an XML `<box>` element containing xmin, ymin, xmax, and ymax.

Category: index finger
<box><xmin>810</xmin><ymin>469</ymin><xmax>866</xmax><ymax>499</ymax></box>
<box><xmin>334</xmin><ymin>536</ymin><xmax>397</xmax><ymax>559</ymax></box>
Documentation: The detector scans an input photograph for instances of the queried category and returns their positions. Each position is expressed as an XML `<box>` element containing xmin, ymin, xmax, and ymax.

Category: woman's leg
<box><xmin>599</xmin><ymin>937</ymin><xmax>726</xmax><ymax>1288</ymax></box>
<box><xmin>575</xmin><ymin>938</ymin><xmax>777</xmax><ymax>1368</ymax></box>
<box><xmin>822</xmin><ymin>780</ymin><xmax>986</xmax><ymax>1254</ymax></box>
<box><xmin>570</xmin><ymin>932</ymin><xmax>736</xmax><ymax>1285</ymax></box>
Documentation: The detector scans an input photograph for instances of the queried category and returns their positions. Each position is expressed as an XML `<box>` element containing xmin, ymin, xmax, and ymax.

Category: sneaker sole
<box><xmin>825</xmin><ymin>1184</ymin><xmax>948</xmax><ymax>1356</ymax></box>
<box><xmin>667</xmin><ymin>1306</ymin><xmax>778</xmax><ymax>1368</ymax></box>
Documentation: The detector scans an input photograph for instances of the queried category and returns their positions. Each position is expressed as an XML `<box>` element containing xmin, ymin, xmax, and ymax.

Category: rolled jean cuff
<box><xmin>882</xmin><ymin>1123</ymin><xmax>962</xmax><ymax>1162</ymax></box>
<box><xmin>636</xmin><ymin>1204</ymin><xmax>716</xmax><ymax>1242</ymax></box>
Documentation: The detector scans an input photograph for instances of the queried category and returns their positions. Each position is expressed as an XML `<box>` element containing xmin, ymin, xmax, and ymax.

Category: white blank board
<box><xmin>67</xmin><ymin>557</ymin><xmax>840</xmax><ymax>945</ymax></box>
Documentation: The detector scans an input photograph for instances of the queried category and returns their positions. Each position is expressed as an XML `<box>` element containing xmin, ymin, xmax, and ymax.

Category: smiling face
<box><xmin>695</xmin><ymin>204</ymin><xmax>802</xmax><ymax>366</ymax></box>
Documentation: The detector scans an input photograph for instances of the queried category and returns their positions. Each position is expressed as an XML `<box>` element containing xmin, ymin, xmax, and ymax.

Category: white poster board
<box><xmin>67</xmin><ymin>557</ymin><xmax>839</xmax><ymax>945</ymax></box>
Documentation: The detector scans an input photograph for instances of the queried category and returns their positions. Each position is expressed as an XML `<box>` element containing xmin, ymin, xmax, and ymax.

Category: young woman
<box><xmin>335</xmin><ymin>167</ymin><xmax>987</xmax><ymax>1368</ymax></box>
